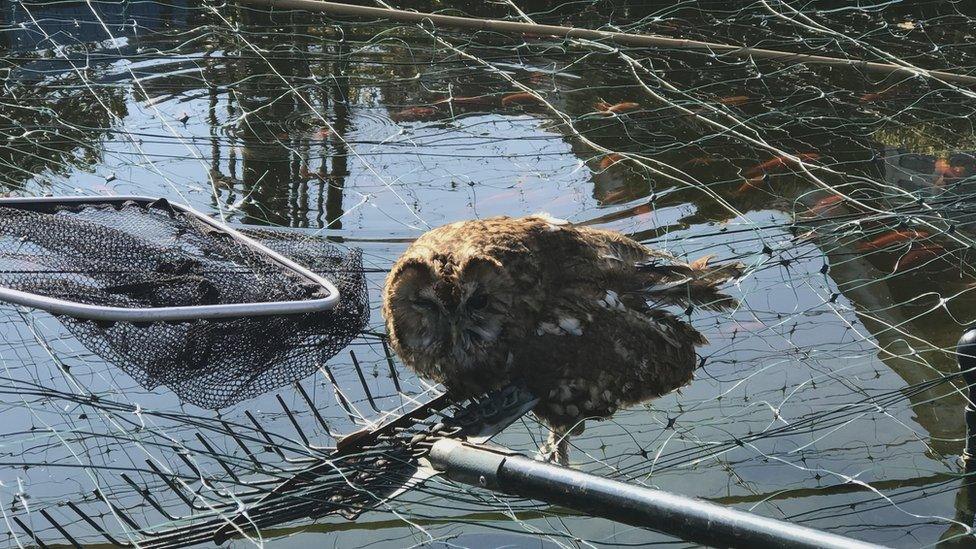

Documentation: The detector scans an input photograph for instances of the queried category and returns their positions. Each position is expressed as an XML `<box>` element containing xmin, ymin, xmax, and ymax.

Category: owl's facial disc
<box><xmin>391</xmin><ymin>256</ymin><xmax>509</xmax><ymax>369</ymax></box>
<box><xmin>445</xmin><ymin>258</ymin><xmax>509</xmax><ymax>361</ymax></box>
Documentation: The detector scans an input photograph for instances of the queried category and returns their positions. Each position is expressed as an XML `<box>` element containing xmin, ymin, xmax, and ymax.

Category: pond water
<box><xmin>2</xmin><ymin>1</ymin><xmax>976</xmax><ymax>547</ymax></box>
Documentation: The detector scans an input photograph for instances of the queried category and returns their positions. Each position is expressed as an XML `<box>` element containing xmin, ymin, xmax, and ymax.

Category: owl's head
<box><xmin>383</xmin><ymin>251</ymin><xmax>516</xmax><ymax>384</ymax></box>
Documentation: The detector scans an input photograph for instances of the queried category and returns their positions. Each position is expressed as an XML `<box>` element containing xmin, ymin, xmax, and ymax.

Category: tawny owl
<box><xmin>382</xmin><ymin>215</ymin><xmax>742</xmax><ymax>464</ymax></box>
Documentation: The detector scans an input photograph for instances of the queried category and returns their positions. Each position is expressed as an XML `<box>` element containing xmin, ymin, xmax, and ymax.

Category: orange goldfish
<box><xmin>894</xmin><ymin>245</ymin><xmax>945</xmax><ymax>272</ymax></box>
<box><xmin>856</xmin><ymin>230</ymin><xmax>931</xmax><ymax>252</ymax></box>
<box><xmin>391</xmin><ymin>106</ymin><xmax>438</xmax><ymax>121</ymax></box>
<box><xmin>808</xmin><ymin>195</ymin><xmax>844</xmax><ymax>216</ymax></box>
<box><xmin>745</xmin><ymin>153</ymin><xmax>820</xmax><ymax>178</ymax></box>
<box><xmin>736</xmin><ymin>175</ymin><xmax>765</xmax><ymax>194</ymax></box>
<box><xmin>599</xmin><ymin>153</ymin><xmax>624</xmax><ymax>170</ymax></box>
<box><xmin>595</xmin><ymin>101</ymin><xmax>640</xmax><ymax>114</ymax></box>
<box><xmin>935</xmin><ymin>158</ymin><xmax>968</xmax><ymax>178</ymax></box>
<box><xmin>685</xmin><ymin>156</ymin><xmax>716</xmax><ymax>166</ymax></box>
<box><xmin>718</xmin><ymin>95</ymin><xmax>750</xmax><ymax>106</ymax></box>
<box><xmin>501</xmin><ymin>92</ymin><xmax>543</xmax><ymax>107</ymax></box>
<box><xmin>601</xmin><ymin>188</ymin><xmax>631</xmax><ymax>204</ymax></box>
<box><xmin>632</xmin><ymin>203</ymin><xmax>653</xmax><ymax>219</ymax></box>
<box><xmin>860</xmin><ymin>86</ymin><xmax>903</xmax><ymax>103</ymax></box>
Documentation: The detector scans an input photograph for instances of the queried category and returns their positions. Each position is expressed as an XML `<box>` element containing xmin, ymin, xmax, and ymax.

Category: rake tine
<box><xmin>220</xmin><ymin>420</ymin><xmax>262</xmax><ymax>469</ymax></box>
<box><xmin>176</xmin><ymin>451</ymin><xmax>208</xmax><ymax>485</ymax></box>
<box><xmin>350</xmin><ymin>350</ymin><xmax>381</xmax><ymax>412</ymax></box>
<box><xmin>381</xmin><ymin>339</ymin><xmax>403</xmax><ymax>394</ymax></box>
<box><xmin>105</xmin><ymin>499</ymin><xmax>152</xmax><ymax>535</ymax></box>
<box><xmin>322</xmin><ymin>365</ymin><xmax>359</xmax><ymax>422</ymax></box>
<box><xmin>66</xmin><ymin>501</ymin><xmax>133</xmax><ymax>547</ymax></box>
<box><xmin>120</xmin><ymin>474</ymin><xmax>180</xmax><ymax>521</ymax></box>
<box><xmin>213</xmin><ymin>392</ymin><xmax>455</xmax><ymax>543</ymax></box>
<box><xmin>39</xmin><ymin>509</ymin><xmax>81</xmax><ymax>549</ymax></box>
<box><xmin>12</xmin><ymin>516</ymin><xmax>49</xmax><ymax>549</ymax></box>
<box><xmin>195</xmin><ymin>434</ymin><xmax>241</xmax><ymax>483</ymax></box>
<box><xmin>276</xmin><ymin>394</ymin><xmax>311</xmax><ymax>447</ymax></box>
<box><xmin>174</xmin><ymin>451</ymin><xmax>232</xmax><ymax>497</ymax></box>
<box><xmin>294</xmin><ymin>381</ymin><xmax>337</xmax><ymax>439</ymax></box>
<box><xmin>145</xmin><ymin>460</ymin><xmax>202</xmax><ymax>511</ymax></box>
<box><xmin>245</xmin><ymin>410</ymin><xmax>287</xmax><ymax>459</ymax></box>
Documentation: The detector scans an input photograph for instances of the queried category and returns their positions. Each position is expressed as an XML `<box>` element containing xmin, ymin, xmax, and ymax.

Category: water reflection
<box><xmin>1</xmin><ymin>1</ymin><xmax>976</xmax><ymax>546</ymax></box>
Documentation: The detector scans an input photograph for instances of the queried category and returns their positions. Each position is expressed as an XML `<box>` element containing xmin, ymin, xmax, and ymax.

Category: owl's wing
<box><xmin>577</xmin><ymin>226</ymin><xmax>743</xmax><ymax>312</ymax></box>
<box><xmin>514</xmin><ymin>298</ymin><xmax>701</xmax><ymax>427</ymax></box>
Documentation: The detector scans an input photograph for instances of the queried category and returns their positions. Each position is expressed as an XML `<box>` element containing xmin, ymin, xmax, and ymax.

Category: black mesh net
<box><xmin>0</xmin><ymin>201</ymin><xmax>369</xmax><ymax>408</ymax></box>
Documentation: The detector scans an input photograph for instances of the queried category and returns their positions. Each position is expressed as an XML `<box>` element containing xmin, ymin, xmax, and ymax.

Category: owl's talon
<box><xmin>540</xmin><ymin>430</ymin><xmax>571</xmax><ymax>466</ymax></box>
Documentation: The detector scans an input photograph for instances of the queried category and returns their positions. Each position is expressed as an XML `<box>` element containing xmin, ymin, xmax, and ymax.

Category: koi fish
<box><xmin>736</xmin><ymin>175</ymin><xmax>765</xmax><ymax>194</ymax></box>
<box><xmin>935</xmin><ymin>158</ymin><xmax>967</xmax><ymax>178</ymax></box>
<box><xmin>599</xmin><ymin>153</ymin><xmax>624</xmax><ymax>170</ymax></box>
<box><xmin>860</xmin><ymin>88</ymin><xmax>898</xmax><ymax>103</ymax></box>
<box><xmin>893</xmin><ymin>245</ymin><xmax>944</xmax><ymax>272</ymax></box>
<box><xmin>793</xmin><ymin>228</ymin><xmax>818</xmax><ymax>243</ymax></box>
<box><xmin>601</xmin><ymin>188</ymin><xmax>631</xmax><ymax>204</ymax></box>
<box><xmin>595</xmin><ymin>101</ymin><xmax>640</xmax><ymax>114</ymax></box>
<box><xmin>856</xmin><ymin>229</ymin><xmax>931</xmax><ymax>251</ymax></box>
<box><xmin>501</xmin><ymin>92</ymin><xmax>543</xmax><ymax>107</ymax></box>
<box><xmin>685</xmin><ymin>156</ymin><xmax>717</xmax><ymax>166</ymax></box>
<box><xmin>718</xmin><ymin>95</ymin><xmax>750</xmax><ymax>106</ymax></box>
<box><xmin>632</xmin><ymin>203</ymin><xmax>653</xmax><ymax>219</ymax></box>
<box><xmin>808</xmin><ymin>195</ymin><xmax>844</xmax><ymax>216</ymax></box>
<box><xmin>745</xmin><ymin>153</ymin><xmax>820</xmax><ymax>178</ymax></box>
<box><xmin>390</xmin><ymin>106</ymin><xmax>439</xmax><ymax>121</ymax></box>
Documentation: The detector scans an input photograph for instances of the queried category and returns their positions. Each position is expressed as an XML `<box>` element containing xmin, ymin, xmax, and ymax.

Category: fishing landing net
<box><xmin>0</xmin><ymin>196</ymin><xmax>369</xmax><ymax>409</ymax></box>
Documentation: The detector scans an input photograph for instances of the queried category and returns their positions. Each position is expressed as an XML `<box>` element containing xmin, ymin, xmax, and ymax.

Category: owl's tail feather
<box><xmin>637</xmin><ymin>254</ymin><xmax>744</xmax><ymax>311</ymax></box>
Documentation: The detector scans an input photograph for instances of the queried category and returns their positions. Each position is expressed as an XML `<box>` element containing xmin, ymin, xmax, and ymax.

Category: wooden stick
<box><xmin>235</xmin><ymin>0</ymin><xmax>976</xmax><ymax>86</ymax></box>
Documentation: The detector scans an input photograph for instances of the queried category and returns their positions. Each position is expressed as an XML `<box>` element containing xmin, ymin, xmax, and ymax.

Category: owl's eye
<box><xmin>466</xmin><ymin>292</ymin><xmax>489</xmax><ymax>311</ymax></box>
<box><xmin>411</xmin><ymin>298</ymin><xmax>439</xmax><ymax>311</ymax></box>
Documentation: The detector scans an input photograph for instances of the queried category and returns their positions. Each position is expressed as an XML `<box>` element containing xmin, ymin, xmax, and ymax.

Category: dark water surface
<box><xmin>2</xmin><ymin>1</ymin><xmax>976</xmax><ymax>547</ymax></box>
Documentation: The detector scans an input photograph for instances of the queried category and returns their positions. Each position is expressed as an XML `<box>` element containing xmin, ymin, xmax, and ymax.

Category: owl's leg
<box><xmin>539</xmin><ymin>426</ymin><xmax>571</xmax><ymax>466</ymax></box>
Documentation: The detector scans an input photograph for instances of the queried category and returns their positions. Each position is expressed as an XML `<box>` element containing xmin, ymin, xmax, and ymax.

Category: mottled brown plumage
<box><xmin>382</xmin><ymin>215</ymin><xmax>741</xmax><ymax>463</ymax></box>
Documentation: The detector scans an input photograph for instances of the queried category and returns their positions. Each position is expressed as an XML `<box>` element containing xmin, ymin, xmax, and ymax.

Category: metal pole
<box><xmin>959</xmin><ymin>327</ymin><xmax>976</xmax><ymax>462</ymax></box>
<box><xmin>234</xmin><ymin>0</ymin><xmax>976</xmax><ymax>86</ymax></box>
<box><xmin>428</xmin><ymin>439</ymin><xmax>889</xmax><ymax>549</ymax></box>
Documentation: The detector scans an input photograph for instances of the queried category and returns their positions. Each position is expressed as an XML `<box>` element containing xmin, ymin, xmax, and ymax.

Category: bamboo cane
<box><xmin>234</xmin><ymin>0</ymin><xmax>976</xmax><ymax>86</ymax></box>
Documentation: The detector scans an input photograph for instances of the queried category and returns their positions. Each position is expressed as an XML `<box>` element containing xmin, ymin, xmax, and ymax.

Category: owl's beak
<box><xmin>450</xmin><ymin>323</ymin><xmax>466</xmax><ymax>347</ymax></box>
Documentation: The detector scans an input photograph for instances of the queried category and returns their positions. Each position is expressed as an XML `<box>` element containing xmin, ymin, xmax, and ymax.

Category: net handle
<box><xmin>0</xmin><ymin>195</ymin><xmax>341</xmax><ymax>321</ymax></box>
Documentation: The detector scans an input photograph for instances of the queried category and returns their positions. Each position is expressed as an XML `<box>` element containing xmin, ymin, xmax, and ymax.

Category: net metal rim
<box><xmin>0</xmin><ymin>195</ymin><xmax>341</xmax><ymax>321</ymax></box>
